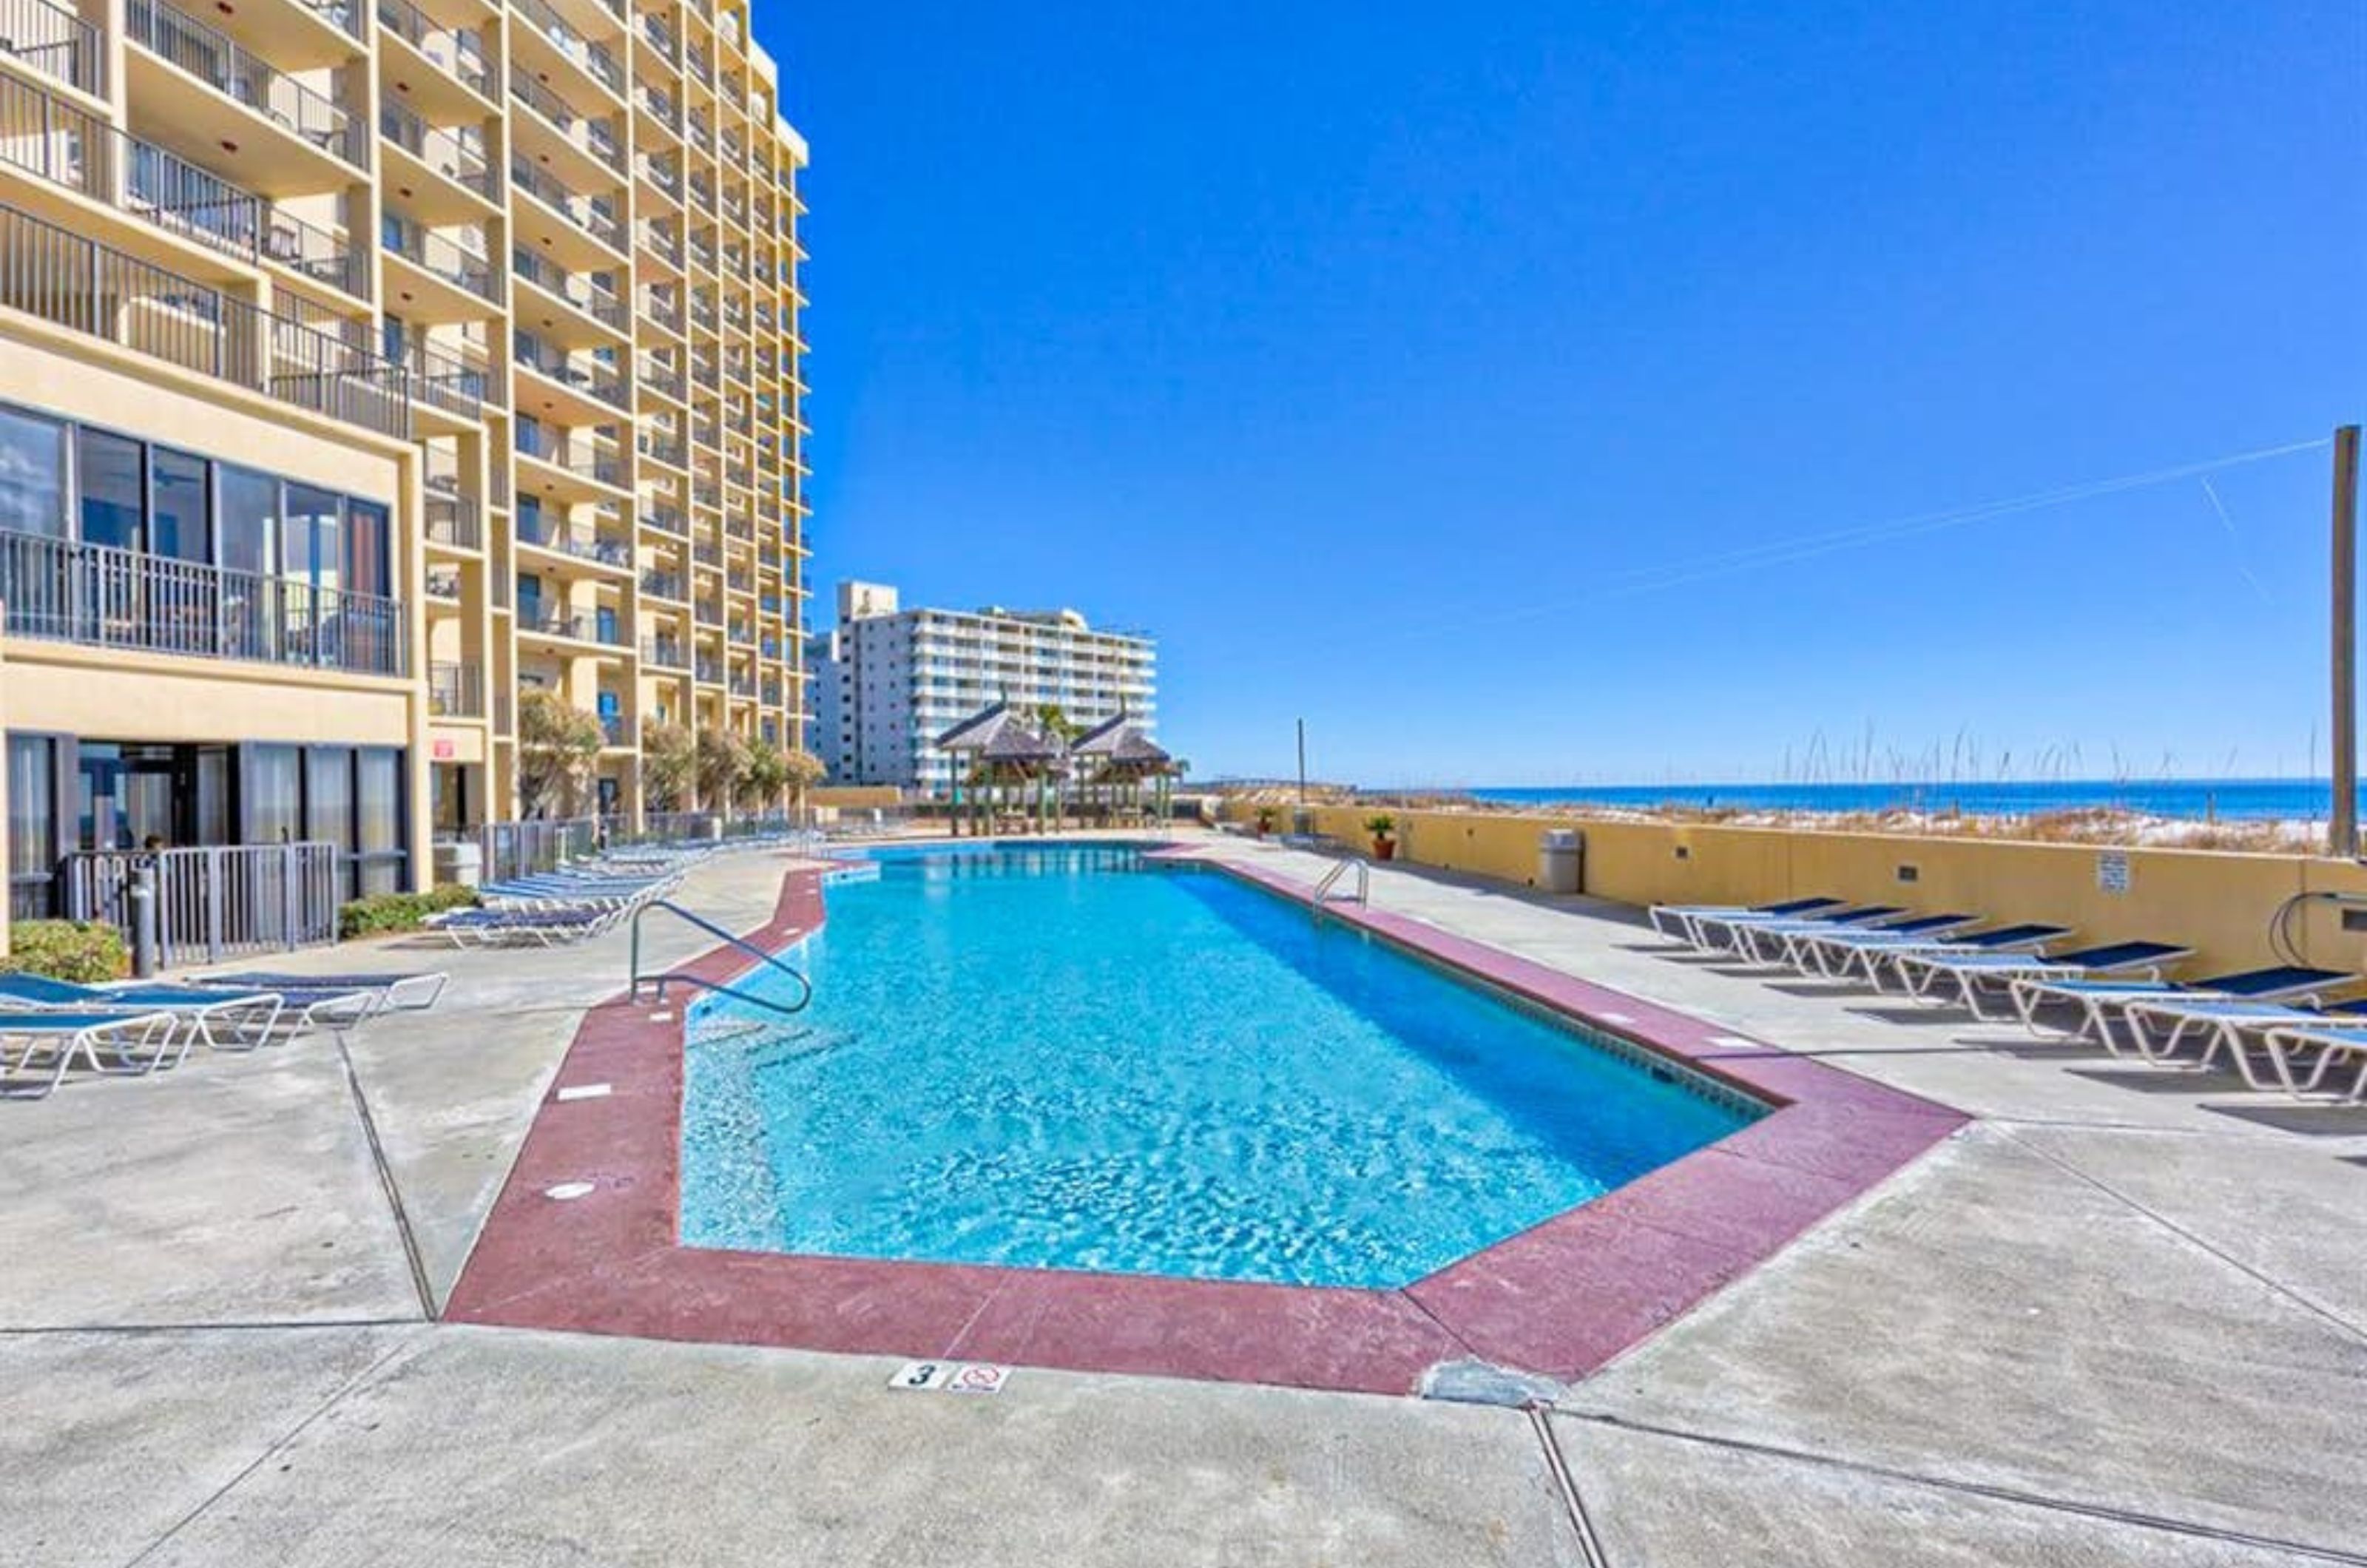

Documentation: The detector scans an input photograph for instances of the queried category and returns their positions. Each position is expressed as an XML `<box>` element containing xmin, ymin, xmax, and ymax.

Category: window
<box><xmin>7</xmin><ymin>735</ymin><xmax>58</xmax><ymax>919</ymax></box>
<box><xmin>345</xmin><ymin>499</ymin><xmax>388</xmax><ymax>600</ymax></box>
<box><xmin>285</xmin><ymin>484</ymin><xmax>341</xmax><ymax>594</ymax></box>
<box><xmin>243</xmin><ymin>744</ymin><xmax>301</xmax><ymax>846</ymax></box>
<box><xmin>354</xmin><ymin>748</ymin><xmax>404</xmax><ymax>896</ymax></box>
<box><xmin>77</xmin><ymin>428</ymin><xmax>143</xmax><ymax>552</ymax></box>
<box><xmin>218</xmin><ymin>466</ymin><xmax>279</xmax><ymax>577</ymax></box>
<box><xmin>0</xmin><ymin>407</ymin><xmax>64</xmax><ymax>537</ymax></box>
<box><xmin>150</xmin><ymin>448</ymin><xmax>211</xmax><ymax>564</ymax></box>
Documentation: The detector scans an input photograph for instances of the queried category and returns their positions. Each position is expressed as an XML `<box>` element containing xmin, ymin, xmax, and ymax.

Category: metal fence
<box><xmin>63</xmin><ymin>842</ymin><xmax>340</xmax><ymax>968</ymax></box>
<box><xmin>0</xmin><ymin>0</ymin><xmax>104</xmax><ymax>95</ymax></box>
<box><xmin>477</xmin><ymin>817</ymin><xmax>598</xmax><ymax>883</ymax></box>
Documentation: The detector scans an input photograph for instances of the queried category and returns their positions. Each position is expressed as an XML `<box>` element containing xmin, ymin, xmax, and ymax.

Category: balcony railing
<box><xmin>380</xmin><ymin>99</ymin><xmax>494</xmax><ymax>197</ymax></box>
<box><xmin>0</xmin><ymin>74</ymin><xmax>365</xmax><ymax>298</ymax></box>
<box><xmin>425</xmin><ymin>490</ymin><xmax>482</xmax><ymax>550</ymax></box>
<box><xmin>514</xmin><ymin>333</ymin><xmax>629</xmax><ymax>409</ymax></box>
<box><xmin>640</xmin><ymin>358</ymin><xmax>686</xmax><ymax>402</ymax></box>
<box><xmin>638</xmin><ymin>223</ymin><xmax>683</xmax><ymax>268</ymax></box>
<box><xmin>0</xmin><ymin>0</ymin><xmax>104</xmax><ymax>95</ymax></box>
<box><xmin>509</xmin><ymin>67</ymin><xmax>624</xmax><ymax>173</ymax></box>
<box><xmin>642</xmin><ymin>502</ymin><xmax>686</xmax><ymax>536</ymax></box>
<box><xmin>639</xmin><ymin>569</ymin><xmax>683</xmax><ymax>600</ymax></box>
<box><xmin>509</xmin><ymin>155</ymin><xmax>624</xmax><ymax>251</ymax></box>
<box><xmin>694</xmin><ymin>655</ymin><xmax>723</xmax><ymax>683</ymax></box>
<box><xmin>402</xmin><ymin>339</ymin><xmax>488</xmax><ymax>416</ymax></box>
<box><xmin>428</xmin><ymin>660</ymin><xmax>483</xmax><ymax>716</ymax></box>
<box><xmin>510</xmin><ymin>0</ymin><xmax>621</xmax><ymax>95</ymax></box>
<box><xmin>598</xmin><ymin>714</ymin><xmax>632</xmax><ymax>746</ymax></box>
<box><xmin>517</xmin><ymin>513</ymin><xmax>629</xmax><ymax>567</ymax></box>
<box><xmin>515</xmin><ymin>428</ymin><xmax>624</xmax><ymax>486</ymax></box>
<box><xmin>639</xmin><ymin>431</ymin><xmax>686</xmax><ymax>468</ymax></box>
<box><xmin>125</xmin><ymin>0</ymin><xmax>366</xmax><ymax>170</ymax></box>
<box><xmin>520</xmin><ymin>609</ymin><xmax>625</xmax><ymax>646</ymax></box>
<box><xmin>0</xmin><ymin>202</ymin><xmax>408</xmax><ymax>436</ymax></box>
<box><xmin>1</xmin><ymin>531</ymin><xmax>405</xmax><ymax>675</ymax></box>
<box><xmin>639</xmin><ymin>288</ymin><xmax>684</xmax><ymax>332</ymax></box>
<box><xmin>641</xmin><ymin>636</ymin><xmax>688</xmax><ymax>668</ymax></box>
<box><xmin>374</xmin><ymin>0</ymin><xmax>487</xmax><ymax>95</ymax></box>
<box><xmin>383</xmin><ymin>214</ymin><xmax>497</xmax><ymax>300</ymax></box>
<box><xmin>510</xmin><ymin>247</ymin><xmax>628</xmax><ymax>330</ymax></box>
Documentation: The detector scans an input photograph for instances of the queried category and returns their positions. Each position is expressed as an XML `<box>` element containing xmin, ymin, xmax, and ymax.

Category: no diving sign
<box><xmin>891</xmin><ymin>1359</ymin><xmax>1010</xmax><ymax>1396</ymax></box>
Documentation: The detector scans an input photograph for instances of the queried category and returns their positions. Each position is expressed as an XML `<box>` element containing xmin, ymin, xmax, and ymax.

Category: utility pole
<box><xmin>2334</xmin><ymin>424</ymin><xmax>2360</xmax><ymax>858</ymax></box>
<box><xmin>1296</xmin><ymin>718</ymin><xmax>1307</xmax><ymax>807</ymax></box>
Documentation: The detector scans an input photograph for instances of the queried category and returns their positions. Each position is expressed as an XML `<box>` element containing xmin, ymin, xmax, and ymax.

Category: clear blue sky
<box><xmin>754</xmin><ymin>2</ymin><xmax>2366</xmax><ymax>785</ymax></box>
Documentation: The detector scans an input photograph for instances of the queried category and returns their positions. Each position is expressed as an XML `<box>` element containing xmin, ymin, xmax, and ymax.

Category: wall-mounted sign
<box><xmin>432</xmin><ymin>739</ymin><xmax>456</xmax><ymax>760</ymax></box>
<box><xmin>2096</xmin><ymin>851</ymin><xmax>2130</xmax><ymax>896</ymax></box>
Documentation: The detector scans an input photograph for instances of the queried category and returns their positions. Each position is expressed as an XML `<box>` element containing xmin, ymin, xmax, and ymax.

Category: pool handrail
<box><xmin>628</xmin><ymin>899</ymin><xmax>813</xmax><ymax>1016</ymax></box>
<box><xmin>1311</xmin><ymin>851</ymin><xmax>1370</xmax><ymax>926</ymax></box>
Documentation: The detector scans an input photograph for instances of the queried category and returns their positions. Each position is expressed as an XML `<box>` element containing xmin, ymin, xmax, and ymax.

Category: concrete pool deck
<box><xmin>4</xmin><ymin>832</ymin><xmax>2364</xmax><ymax>1565</ymax></box>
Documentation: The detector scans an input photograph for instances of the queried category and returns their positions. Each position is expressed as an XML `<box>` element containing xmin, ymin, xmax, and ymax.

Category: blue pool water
<box><xmin>680</xmin><ymin>845</ymin><xmax>1757</xmax><ymax>1288</ymax></box>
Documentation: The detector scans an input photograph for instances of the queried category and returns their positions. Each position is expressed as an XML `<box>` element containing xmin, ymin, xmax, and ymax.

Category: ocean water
<box><xmin>1462</xmin><ymin>777</ymin><xmax>2331</xmax><ymax>822</ymax></box>
<box><xmin>679</xmin><ymin>844</ymin><xmax>1752</xmax><ymax>1288</ymax></box>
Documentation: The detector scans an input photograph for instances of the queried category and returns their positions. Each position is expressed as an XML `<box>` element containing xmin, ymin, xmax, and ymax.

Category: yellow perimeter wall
<box><xmin>1227</xmin><ymin>804</ymin><xmax>2367</xmax><ymax>978</ymax></box>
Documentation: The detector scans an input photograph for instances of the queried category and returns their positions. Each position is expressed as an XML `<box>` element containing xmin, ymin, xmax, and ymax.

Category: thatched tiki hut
<box><xmin>934</xmin><ymin>701</ymin><xmax>1067</xmax><ymax>835</ymax></box>
<box><xmin>1070</xmin><ymin>715</ymin><xmax>1178</xmax><ymax>825</ymax></box>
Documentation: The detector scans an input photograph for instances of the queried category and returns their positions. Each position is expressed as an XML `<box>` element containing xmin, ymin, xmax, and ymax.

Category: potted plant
<box><xmin>1365</xmin><ymin>813</ymin><xmax>1397</xmax><ymax>860</ymax></box>
<box><xmin>1253</xmin><ymin>805</ymin><xmax>1279</xmax><ymax>838</ymax></box>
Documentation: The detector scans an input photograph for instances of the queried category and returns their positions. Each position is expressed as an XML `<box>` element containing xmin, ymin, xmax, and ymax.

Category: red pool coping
<box><xmin>445</xmin><ymin>848</ymin><xmax>1968</xmax><ymax>1395</ymax></box>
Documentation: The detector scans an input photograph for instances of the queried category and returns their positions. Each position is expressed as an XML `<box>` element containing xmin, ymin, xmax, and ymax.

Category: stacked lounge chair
<box><xmin>1888</xmin><ymin>940</ymin><xmax>2193</xmax><ymax>1019</ymax></box>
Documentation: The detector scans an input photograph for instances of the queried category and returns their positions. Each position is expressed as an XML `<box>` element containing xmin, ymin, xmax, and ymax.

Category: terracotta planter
<box><xmin>1373</xmin><ymin>839</ymin><xmax>1397</xmax><ymax>860</ymax></box>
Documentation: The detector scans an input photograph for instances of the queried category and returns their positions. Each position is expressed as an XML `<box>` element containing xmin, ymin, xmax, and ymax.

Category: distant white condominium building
<box><xmin>808</xmin><ymin>581</ymin><xmax>1156</xmax><ymax>796</ymax></box>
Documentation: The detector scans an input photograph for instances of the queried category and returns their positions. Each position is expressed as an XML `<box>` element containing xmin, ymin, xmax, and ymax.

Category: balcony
<box><xmin>514</xmin><ymin>331</ymin><xmax>629</xmax><ymax>413</ymax></box>
<box><xmin>424</xmin><ymin>487</ymin><xmax>482</xmax><ymax>550</ymax></box>
<box><xmin>638</xmin><ymin>430</ymin><xmax>686</xmax><ymax>470</ymax></box>
<box><xmin>514</xmin><ymin>426</ymin><xmax>627</xmax><ymax>496</ymax></box>
<box><xmin>510</xmin><ymin>247</ymin><xmax>629</xmax><ymax>339</ymax></box>
<box><xmin>517</xmin><ymin>511</ymin><xmax>630</xmax><ymax>570</ymax></box>
<box><xmin>1</xmin><ymin>531</ymin><xmax>405</xmax><ymax>676</ymax></box>
<box><xmin>509</xmin><ymin>67</ymin><xmax>626</xmax><ymax>182</ymax></box>
<box><xmin>428</xmin><ymin>660</ymin><xmax>483</xmax><ymax>717</ymax></box>
<box><xmin>641</xmin><ymin>635</ymin><xmax>689</xmax><ymax>669</ymax></box>
<box><xmin>380</xmin><ymin>214</ymin><xmax>498</xmax><ymax>314</ymax></box>
<box><xmin>374</xmin><ymin>0</ymin><xmax>492</xmax><ymax>107</ymax></box>
<box><xmin>638</xmin><ymin>287</ymin><xmax>684</xmax><ymax>336</ymax></box>
<box><xmin>642</xmin><ymin>501</ymin><xmax>687</xmax><ymax>536</ymax></box>
<box><xmin>598</xmin><ymin>713</ymin><xmax>633</xmax><ymax>747</ymax></box>
<box><xmin>518</xmin><ymin>608</ymin><xmax>626</xmax><ymax>649</ymax></box>
<box><xmin>124</xmin><ymin>0</ymin><xmax>367</xmax><ymax>180</ymax></box>
<box><xmin>397</xmin><ymin>337</ymin><xmax>490</xmax><ymax>423</ymax></box>
<box><xmin>0</xmin><ymin>0</ymin><xmax>105</xmax><ymax>95</ymax></box>
<box><xmin>0</xmin><ymin>72</ymin><xmax>366</xmax><ymax>299</ymax></box>
<box><xmin>639</xmin><ymin>356</ymin><xmax>686</xmax><ymax>403</ymax></box>
<box><xmin>379</xmin><ymin>100</ymin><xmax>496</xmax><ymax>214</ymax></box>
<box><xmin>639</xmin><ymin>568</ymin><xmax>684</xmax><ymax>601</ymax></box>
<box><xmin>509</xmin><ymin>155</ymin><xmax>626</xmax><ymax>259</ymax></box>
<box><xmin>0</xmin><ymin>201</ymin><xmax>408</xmax><ymax>436</ymax></box>
<box><xmin>694</xmin><ymin>655</ymin><xmax>723</xmax><ymax>684</ymax></box>
<box><xmin>510</xmin><ymin>0</ymin><xmax>623</xmax><ymax>99</ymax></box>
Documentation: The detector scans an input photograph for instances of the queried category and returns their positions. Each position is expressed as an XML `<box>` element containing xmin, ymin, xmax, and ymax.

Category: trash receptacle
<box><xmin>433</xmin><ymin>837</ymin><xmax>484</xmax><ymax>890</ymax></box>
<box><xmin>1539</xmin><ymin>829</ymin><xmax>1584</xmax><ymax>895</ymax></box>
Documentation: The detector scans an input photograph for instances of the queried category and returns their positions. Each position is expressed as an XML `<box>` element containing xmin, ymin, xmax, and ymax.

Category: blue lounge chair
<box><xmin>1647</xmin><ymin>896</ymin><xmax>1843</xmax><ymax>944</ymax></box>
<box><xmin>0</xmin><ymin>974</ymin><xmax>288</xmax><ymax>1053</ymax></box>
<box><xmin>2110</xmin><ymin>996</ymin><xmax>2367</xmax><ymax>1085</ymax></box>
<box><xmin>1889</xmin><ymin>940</ymin><xmax>2192</xmax><ymax>1019</ymax></box>
<box><xmin>2011</xmin><ymin>964</ymin><xmax>2353</xmax><ymax>1051</ymax></box>
<box><xmin>0</xmin><ymin>1010</ymin><xmax>180</xmax><ymax>1098</ymax></box>
<box><xmin>2258</xmin><ymin>1021</ymin><xmax>2367</xmax><ymax>1102</ymax></box>
<box><xmin>1769</xmin><ymin>913</ymin><xmax>1982</xmax><ymax>974</ymax></box>
<box><xmin>1836</xmin><ymin>922</ymin><xmax>2077</xmax><ymax>987</ymax></box>
<box><xmin>1729</xmin><ymin>907</ymin><xmax>1913</xmax><ymax>964</ymax></box>
<box><xmin>425</xmin><ymin>906</ymin><xmax>612</xmax><ymax>947</ymax></box>
<box><xmin>193</xmin><ymin>970</ymin><xmax>448</xmax><ymax>1014</ymax></box>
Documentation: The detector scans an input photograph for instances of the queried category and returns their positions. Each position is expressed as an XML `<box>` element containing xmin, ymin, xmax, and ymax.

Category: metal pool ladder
<box><xmin>628</xmin><ymin>899</ymin><xmax>813</xmax><ymax>1016</ymax></box>
<box><xmin>1310</xmin><ymin>852</ymin><xmax>1370</xmax><ymax>926</ymax></box>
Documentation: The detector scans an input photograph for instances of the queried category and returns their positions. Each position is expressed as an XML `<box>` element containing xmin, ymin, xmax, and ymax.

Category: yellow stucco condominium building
<box><xmin>0</xmin><ymin>0</ymin><xmax>811</xmax><ymax>927</ymax></box>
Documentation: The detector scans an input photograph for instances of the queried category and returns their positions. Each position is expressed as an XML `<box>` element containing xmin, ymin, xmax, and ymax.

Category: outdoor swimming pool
<box><xmin>679</xmin><ymin>843</ymin><xmax>1758</xmax><ymax>1288</ymax></box>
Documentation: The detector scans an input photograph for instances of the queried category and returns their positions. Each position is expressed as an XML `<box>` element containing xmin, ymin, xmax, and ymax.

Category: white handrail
<box><xmin>1310</xmin><ymin>852</ymin><xmax>1369</xmax><ymax>925</ymax></box>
